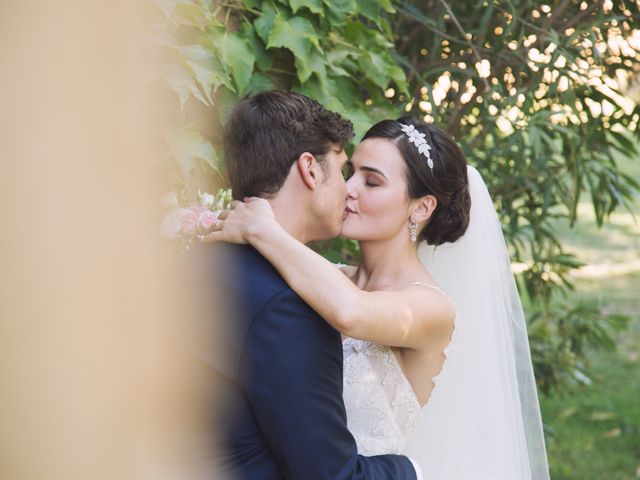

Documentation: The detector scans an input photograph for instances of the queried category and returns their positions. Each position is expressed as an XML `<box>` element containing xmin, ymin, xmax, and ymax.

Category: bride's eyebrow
<box><xmin>360</xmin><ymin>166</ymin><xmax>388</xmax><ymax>180</ymax></box>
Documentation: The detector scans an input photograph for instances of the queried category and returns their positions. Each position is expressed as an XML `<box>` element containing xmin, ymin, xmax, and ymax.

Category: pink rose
<box><xmin>160</xmin><ymin>206</ymin><xmax>219</xmax><ymax>239</ymax></box>
<box><xmin>196</xmin><ymin>208</ymin><xmax>218</xmax><ymax>234</ymax></box>
<box><xmin>179</xmin><ymin>206</ymin><xmax>219</xmax><ymax>235</ymax></box>
<box><xmin>180</xmin><ymin>206</ymin><xmax>208</xmax><ymax>235</ymax></box>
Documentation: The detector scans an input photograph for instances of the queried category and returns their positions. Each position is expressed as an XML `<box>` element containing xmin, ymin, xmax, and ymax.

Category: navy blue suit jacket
<box><xmin>204</xmin><ymin>243</ymin><xmax>417</xmax><ymax>480</ymax></box>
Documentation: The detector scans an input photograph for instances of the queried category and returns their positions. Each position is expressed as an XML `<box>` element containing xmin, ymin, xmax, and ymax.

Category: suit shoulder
<box><xmin>251</xmin><ymin>287</ymin><xmax>340</xmax><ymax>345</ymax></box>
<box><xmin>231</xmin><ymin>244</ymin><xmax>291</xmax><ymax>297</ymax></box>
<box><xmin>198</xmin><ymin>243</ymin><xmax>286</xmax><ymax>286</ymax></box>
<box><xmin>207</xmin><ymin>243</ymin><xmax>296</xmax><ymax>315</ymax></box>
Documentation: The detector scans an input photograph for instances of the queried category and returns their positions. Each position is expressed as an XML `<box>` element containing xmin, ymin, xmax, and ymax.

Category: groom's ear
<box><xmin>412</xmin><ymin>195</ymin><xmax>437</xmax><ymax>225</ymax></box>
<box><xmin>296</xmin><ymin>152</ymin><xmax>320</xmax><ymax>190</ymax></box>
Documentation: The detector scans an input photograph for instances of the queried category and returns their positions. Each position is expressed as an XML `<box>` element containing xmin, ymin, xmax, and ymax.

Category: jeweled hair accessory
<box><xmin>400</xmin><ymin>123</ymin><xmax>433</xmax><ymax>171</ymax></box>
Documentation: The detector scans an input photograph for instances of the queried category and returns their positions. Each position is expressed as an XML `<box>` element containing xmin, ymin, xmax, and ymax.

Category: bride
<box><xmin>204</xmin><ymin>117</ymin><xmax>550</xmax><ymax>479</ymax></box>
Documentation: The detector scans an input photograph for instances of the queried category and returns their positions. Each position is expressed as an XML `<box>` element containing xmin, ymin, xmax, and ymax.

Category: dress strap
<box><xmin>409</xmin><ymin>282</ymin><xmax>454</xmax><ymax>305</ymax></box>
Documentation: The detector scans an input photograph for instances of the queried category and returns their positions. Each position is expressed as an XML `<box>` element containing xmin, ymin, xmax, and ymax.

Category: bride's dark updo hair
<box><xmin>362</xmin><ymin>117</ymin><xmax>471</xmax><ymax>245</ymax></box>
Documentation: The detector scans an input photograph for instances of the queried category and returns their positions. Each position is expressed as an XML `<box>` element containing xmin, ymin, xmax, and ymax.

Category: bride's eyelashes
<box><xmin>364</xmin><ymin>172</ymin><xmax>385</xmax><ymax>188</ymax></box>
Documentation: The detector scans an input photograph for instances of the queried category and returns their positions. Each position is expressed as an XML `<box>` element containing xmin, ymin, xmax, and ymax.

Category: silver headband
<box><xmin>400</xmin><ymin>123</ymin><xmax>433</xmax><ymax>171</ymax></box>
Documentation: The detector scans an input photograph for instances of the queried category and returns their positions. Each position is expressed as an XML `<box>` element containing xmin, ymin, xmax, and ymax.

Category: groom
<box><xmin>204</xmin><ymin>90</ymin><xmax>421</xmax><ymax>479</ymax></box>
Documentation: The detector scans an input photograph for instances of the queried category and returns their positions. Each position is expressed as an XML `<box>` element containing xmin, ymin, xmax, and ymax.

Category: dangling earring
<box><xmin>409</xmin><ymin>218</ymin><xmax>418</xmax><ymax>243</ymax></box>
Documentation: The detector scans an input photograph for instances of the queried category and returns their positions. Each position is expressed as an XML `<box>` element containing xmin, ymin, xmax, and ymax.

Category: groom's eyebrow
<box><xmin>360</xmin><ymin>166</ymin><xmax>388</xmax><ymax>180</ymax></box>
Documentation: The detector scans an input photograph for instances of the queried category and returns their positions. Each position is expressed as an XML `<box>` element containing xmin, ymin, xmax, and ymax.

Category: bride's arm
<box><xmin>204</xmin><ymin>199</ymin><xmax>453</xmax><ymax>349</ymax></box>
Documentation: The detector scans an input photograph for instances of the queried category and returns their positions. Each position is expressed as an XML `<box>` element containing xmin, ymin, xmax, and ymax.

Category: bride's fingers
<box><xmin>198</xmin><ymin>231</ymin><xmax>224</xmax><ymax>243</ymax></box>
<box><xmin>217</xmin><ymin>209</ymin><xmax>230</xmax><ymax>220</ymax></box>
<box><xmin>230</xmin><ymin>200</ymin><xmax>241</xmax><ymax>209</ymax></box>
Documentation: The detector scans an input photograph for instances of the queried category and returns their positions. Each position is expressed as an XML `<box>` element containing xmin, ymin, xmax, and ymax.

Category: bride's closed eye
<box><xmin>364</xmin><ymin>171</ymin><xmax>384</xmax><ymax>187</ymax></box>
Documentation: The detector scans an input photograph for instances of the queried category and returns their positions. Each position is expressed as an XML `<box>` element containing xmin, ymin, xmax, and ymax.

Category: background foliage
<box><xmin>155</xmin><ymin>0</ymin><xmax>640</xmax><ymax>395</ymax></box>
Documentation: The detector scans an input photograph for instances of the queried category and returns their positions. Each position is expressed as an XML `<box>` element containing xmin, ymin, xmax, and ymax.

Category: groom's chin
<box><xmin>312</xmin><ymin>221</ymin><xmax>343</xmax><ymax>242</ymax></box>
<box><xmin>330</xmin><ymin>219</ymin><xmax>346</xmax><ymax>239</ymax></box>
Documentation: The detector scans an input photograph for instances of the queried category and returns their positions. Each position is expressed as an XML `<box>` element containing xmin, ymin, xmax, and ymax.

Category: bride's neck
<box><xmin>356</xmin><ymin>236</ymin><xmax>422</xmax><ymax>291</ymax></box>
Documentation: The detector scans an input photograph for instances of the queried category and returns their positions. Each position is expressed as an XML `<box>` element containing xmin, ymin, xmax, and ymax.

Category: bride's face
<box><xmin>341</xmin><ymin>138</ymin><xmax>412</xmax><ymax>242</ymax></box>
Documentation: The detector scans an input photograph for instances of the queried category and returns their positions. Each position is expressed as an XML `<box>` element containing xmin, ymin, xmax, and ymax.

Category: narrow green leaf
<box><xmin>398</xmin><ymin>3</ymin><xmax>436</xmax><ymax>28</ymax></box>
<box><xmin>379</xmin><ymin>0</ymin><xmax>394</xmax><ymax>13</ymax></box>
<box><xmin>388</xmin><ymin>65</ymin><xmax>408</xmax><ymax>93</ymax></box>
<box><xmin>477</xmin><ymin>3</ymin><xmax>494</xmax><ymax>38</ymax></box>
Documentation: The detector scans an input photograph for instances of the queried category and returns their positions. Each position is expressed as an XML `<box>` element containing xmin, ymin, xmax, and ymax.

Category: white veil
<box><xmin>404</xmin><ymin>165</ymin><xmax>550</xmax><ymax>479</ymax></box>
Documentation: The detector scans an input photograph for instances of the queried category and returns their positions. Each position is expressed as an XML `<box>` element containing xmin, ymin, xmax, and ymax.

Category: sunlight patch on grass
<box><xmin>550</xmin><ymin>197</ymin><xmax>640</xmax><ymax>278</ymax></box>
<box><xmin>573</xmin><ymin>259</ymin><xmax>640</xmax><ymax>279</ymax></box>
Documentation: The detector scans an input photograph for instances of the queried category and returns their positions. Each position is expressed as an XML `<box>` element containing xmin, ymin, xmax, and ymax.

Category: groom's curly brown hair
<box><xmin>223</xmin><ymin>90</ymin><xmax>354</xmax><ymax>200</ymax></box>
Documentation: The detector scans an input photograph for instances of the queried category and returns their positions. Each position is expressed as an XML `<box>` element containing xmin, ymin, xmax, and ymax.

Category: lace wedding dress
<box><xmin>342</xmin><ymin>337</ymin><xmax>423</xmax><ymax>455</ymax></box>
<box><xmin>341</xmin><ymin>283</ymin><xmax>453</xmax><ymax>456</ymax></box>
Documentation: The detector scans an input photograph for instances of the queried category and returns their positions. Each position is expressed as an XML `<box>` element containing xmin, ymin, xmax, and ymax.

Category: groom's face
<box><xmin>309</xmin><ymin>145</ymin><xmax>349</xmax><ymax>241</ymax></box>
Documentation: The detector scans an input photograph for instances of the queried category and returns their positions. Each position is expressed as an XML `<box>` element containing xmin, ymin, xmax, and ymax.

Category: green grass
<box><xmin>541</xmin><ymin>281</ymin><xmax>640</xmax><ymax>479</ymax></box>
<box><xmin>539</xmin><ymin>144</ymin><xmax>640</xmax><ymax>479</ymax></box>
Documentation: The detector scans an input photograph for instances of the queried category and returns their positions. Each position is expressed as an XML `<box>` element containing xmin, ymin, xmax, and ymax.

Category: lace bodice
<box><xmin>335</xmin><ymin>264</ymin><xmax>456</xmax><ymax>456</ymax></box>
<box><xmin>342</xmin><ymin>337</ymin><xmax>423</xmax><ymax>456</ymax></box>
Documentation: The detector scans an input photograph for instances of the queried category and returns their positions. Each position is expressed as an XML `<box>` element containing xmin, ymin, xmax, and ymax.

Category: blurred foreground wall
<box><xmin>0</xmin><ymin>2</ymin><xmax>224</xmax><ymax>479</ymax></box>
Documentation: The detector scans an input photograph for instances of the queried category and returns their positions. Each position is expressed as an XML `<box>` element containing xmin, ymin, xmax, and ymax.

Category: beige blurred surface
<box><xmin>0</xmin><ymin>2</ymin><xmax>221</xmax><ymax>479</ymax></box>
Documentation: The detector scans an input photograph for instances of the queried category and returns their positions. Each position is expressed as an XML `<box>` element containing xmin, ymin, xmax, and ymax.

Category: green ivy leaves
<box><xmin>323</xmin><ymin>0</ymin><xmax>356</xmax><ymax>25</ymax></box>
<box><xmin>267</xmin><ymin>15</ymin><xmax>321</xmax><ymax>61</ymax></box>
<box><xmin>289</xmin><ymin>0</ymin><xmax>324</xmax><ymax>16</ymax></box>
<box><xmin>233</xmin><ymin>0</ymin><xmax>406</xmax><ymax>138</ymax></box>
<box><xmin>158</xmin><ymin>0</ymin><xmax>409</xmax><ymax>185</ymax></box>
<box><xmin>218</xmin><ymin>34</ymin><xmax>255</xmax><ymax>95</ymax></box>
<box><xmin>176</xmin><ymin>45</ymin><xmax>232</xmax><ymax>104</ymax></box>
<box><xmin>166</xmin><ymin>124</ymin><xmax>219</xmax><ymax>179</ymax></box>
<box><xmin>254</xmin><ymin>3</ymin><xmax>278</xmax><ymax>43</ymax></box>
<box><xmin>157</xmin><ymin>0</ymin><xmax>409</xmax><ymax>200</ymax></box>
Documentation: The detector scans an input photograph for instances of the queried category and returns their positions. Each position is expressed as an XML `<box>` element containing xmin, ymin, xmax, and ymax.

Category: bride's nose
<box><xmin>346</xmin><ymin>177</ymin><xmax>358</xmax><ymax>199</ymax></box>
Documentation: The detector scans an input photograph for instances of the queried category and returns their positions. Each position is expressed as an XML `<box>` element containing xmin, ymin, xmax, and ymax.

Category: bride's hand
<box><xmin>199</xmin><ymin>197</ymin><xmax>276</xmax><ymax>245</ymax></box>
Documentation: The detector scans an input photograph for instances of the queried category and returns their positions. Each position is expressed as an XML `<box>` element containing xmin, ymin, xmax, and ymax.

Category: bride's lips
<box><xmin>345</xmin><ymin>206</ymin><xmax>357</xmax><ymax>215</ymax></box>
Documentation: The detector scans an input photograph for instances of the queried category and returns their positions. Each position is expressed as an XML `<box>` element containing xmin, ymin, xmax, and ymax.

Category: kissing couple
<box><xmin>198</xmin><ymin>90</ymin><xmax>550</xmax><ymax>479</ymax></box>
